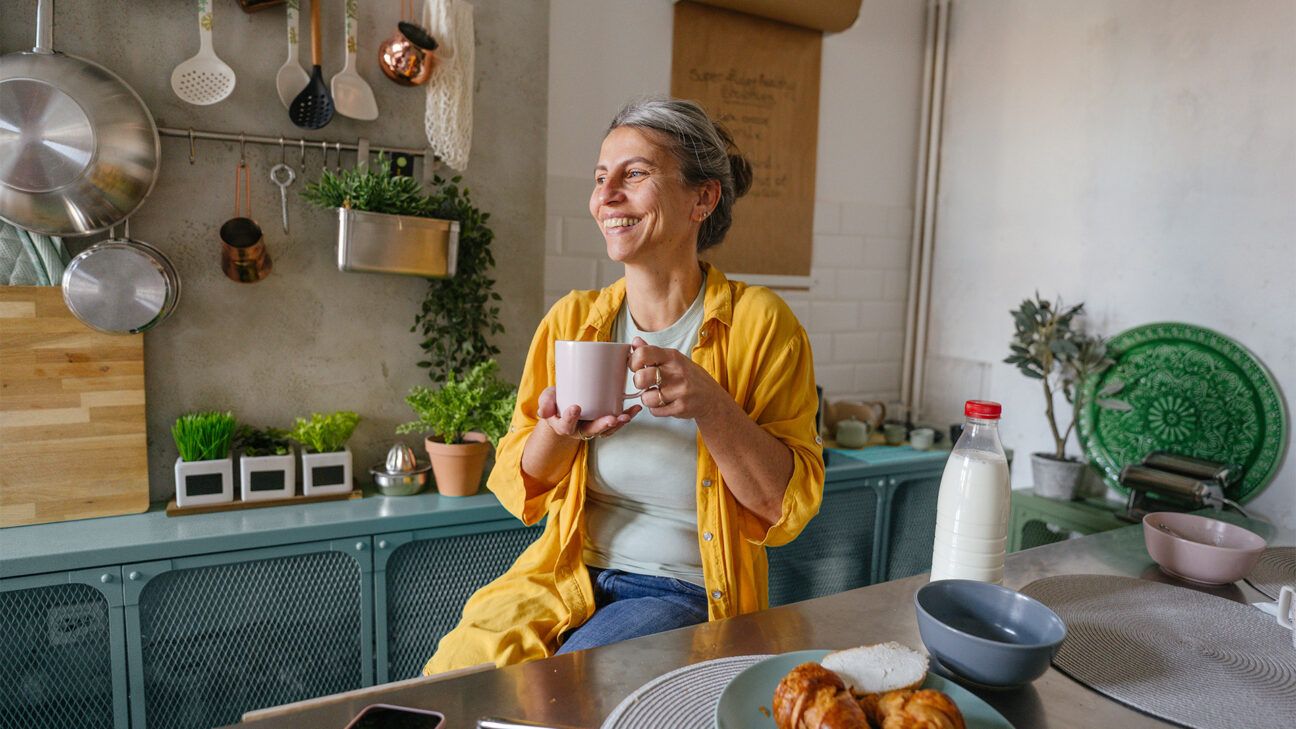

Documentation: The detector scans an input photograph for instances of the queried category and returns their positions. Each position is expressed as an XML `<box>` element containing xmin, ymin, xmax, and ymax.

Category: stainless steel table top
<box><xmin>230</xmin><ymin>513</ymin><xmax>1290</xmax><ymax>729</ymax></box>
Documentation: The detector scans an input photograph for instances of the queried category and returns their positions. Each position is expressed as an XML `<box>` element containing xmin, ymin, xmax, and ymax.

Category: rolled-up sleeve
<box><xmin>488</xmin><ymin>313</ymin><xmax>570</xmax><ymax>525</ymax></box>
<box><xmin>735</xmin><ymin>308</ymin><xmax>824</xmax><ymax>547</ymax></box>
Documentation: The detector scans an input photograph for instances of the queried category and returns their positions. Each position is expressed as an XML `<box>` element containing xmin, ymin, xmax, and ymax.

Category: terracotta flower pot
<box><xmin>424</xmin><ymin>432</ymin><xmax>490</xmax><ymax>497</ymax></box>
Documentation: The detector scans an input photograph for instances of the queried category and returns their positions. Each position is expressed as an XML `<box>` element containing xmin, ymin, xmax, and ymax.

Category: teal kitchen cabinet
<box><xmin>122</xmin><ymin>539</ymin><xmax>374</xmax><ymax>729</ymax></box>
<box><xmin>375</xmin><ymin>521</ymin><xmax>542</xmax><ymax>683</ymax></box>
<box><xmin>1</xmin><ymin>450</ymin><xmax>948</xmax><ymax>728</ymax></box>
<box><xmin>0</xmin><ymin>568</ymin><xmax>129</xmax><ymax>729</ymax></box>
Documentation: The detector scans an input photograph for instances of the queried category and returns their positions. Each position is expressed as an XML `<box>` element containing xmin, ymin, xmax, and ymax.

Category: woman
<box><xmin>425</xmin><ymin>98</ymin><xmax>823</xmax><ymax>673</ymax></box>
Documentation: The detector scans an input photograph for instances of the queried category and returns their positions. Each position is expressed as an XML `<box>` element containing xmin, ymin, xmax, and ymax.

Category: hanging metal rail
<box><xmin>157</xmin><ymin>126</ymin><xmax>434</xmax><ymax>165</ymax></box>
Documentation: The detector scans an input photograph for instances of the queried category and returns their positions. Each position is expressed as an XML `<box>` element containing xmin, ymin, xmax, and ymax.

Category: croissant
<box><xmin>864</xmin><ymin>689</ymin><xmax>966</xmax><ymax>729</ymax></box>
<box><xmin>773</xmin><ymin>662</ymin><xmax>871</xmax><ymax>729</ymax></box>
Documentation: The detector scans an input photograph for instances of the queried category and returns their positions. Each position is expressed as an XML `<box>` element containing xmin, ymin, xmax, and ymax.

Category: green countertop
<box><xmin>0</xmin><ymin>448</ymin><xmax>948</xmax><ymax>579</ymax></box>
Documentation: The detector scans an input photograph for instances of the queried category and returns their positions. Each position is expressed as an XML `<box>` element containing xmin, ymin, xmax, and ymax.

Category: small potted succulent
<box><xmin>172</xmin><ymin>411</ymin><xmax>238</xmax><ymax>508</ymax></box>
<box><xmin>290</xmin><ymin>411</ymin><xmax>361</xmax><ymax>496</ymax></box>
<box><xmin>397</xmin><ymin>360</ymin><xmax>516</xmax><ymax>496</ymax></box>
<box><xmin>1004</xmin><ymin>294</ymin><xmax>1113</xmax><ymax>500</ymax></box>
<box><xmin>235</xmin><ymin>425</ymin><xmax>295</xmax><ymax>502</ymax></box>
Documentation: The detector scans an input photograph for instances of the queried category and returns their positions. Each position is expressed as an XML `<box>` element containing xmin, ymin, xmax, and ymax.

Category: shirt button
<box><xmin>700</xmin><ymin>329</ymin><xmax>708</xmax><ymax>337</ymax></box>
<box><xmin>703</xmin><ymin>531</ymin><xmax>714</xmax><ymax>541</ymax></box>
<box><xmin>702</xmin><ymin>479</ymin><xmax>713</xmax><ymax>487</ymax></box>
<box><xmin>815</xmin><ymin>436</ymin><xmax>823</xmax><ymax>445</ymax></box>
<box><xmin>711</xmin><ymin>589</ymin><xmax>723</xmax><ymax>600</ymax></box>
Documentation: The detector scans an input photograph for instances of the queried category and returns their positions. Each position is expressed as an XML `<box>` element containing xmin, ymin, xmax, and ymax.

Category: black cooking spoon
<box><xmin>290</xmin><ymin>0</ymin><xmax>334</xmax><ymax>129</ymax></box>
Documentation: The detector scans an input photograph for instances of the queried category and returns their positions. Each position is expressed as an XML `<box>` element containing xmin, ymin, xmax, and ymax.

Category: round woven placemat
<box><xmin>1022</xmin><ymin>574</ymin><xmax>1296</xmax><ymax>729</ymax></box>
<box><xmin>1246</xmin><ymin>546</ymin><xmax>1296</xmax><ymax>600</ymax></box>
<box><xmin>601</xmin><ymin>654</ymin><xmax>769</xmax><ymax>729</ymax></box>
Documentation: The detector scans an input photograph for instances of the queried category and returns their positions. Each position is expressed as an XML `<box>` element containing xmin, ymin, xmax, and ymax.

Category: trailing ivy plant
<box><xmin>301</xmin><ymin>157</ymin><xmax>504</xmax><ymax>384</ymax></box>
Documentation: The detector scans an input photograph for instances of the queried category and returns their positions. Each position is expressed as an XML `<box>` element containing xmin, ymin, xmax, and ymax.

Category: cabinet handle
<box><xmin>100</xmin><ymin>573</ymin><xmax>113</xmax><ymax>584</ymax></box>
<box><xmin>129</xmin><ymin>571</ymin><xmax>141</xmax><ymax>581</ymax></box>
<box><xmin>355</xmin><ymin>541</ymin><xmax>366</xmax><ymax>551</ymax></box>
<box><xmin>378</xmin><ymin>539</ymin><xmax>389</xmax><ymax>549</ymax></box>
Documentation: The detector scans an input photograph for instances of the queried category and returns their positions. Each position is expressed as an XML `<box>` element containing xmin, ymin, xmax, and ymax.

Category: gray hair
<box><xmin>607</xmin><ymin>98</ymin><xmax>753</xmax><ymax>252</ymax></box>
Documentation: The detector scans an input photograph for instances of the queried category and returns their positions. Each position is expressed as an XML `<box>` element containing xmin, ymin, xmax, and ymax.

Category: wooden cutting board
<box><xmin>0</xmin><ymin>286</ymin><xmax>149</xmax><ymax>527</ymax></box>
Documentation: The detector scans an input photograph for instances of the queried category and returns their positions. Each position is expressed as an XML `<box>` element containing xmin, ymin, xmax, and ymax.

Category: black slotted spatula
<box><xmin>290</xmin><ymin>0</ymin><xmax>334</xmax><ymax>128</ymax></box>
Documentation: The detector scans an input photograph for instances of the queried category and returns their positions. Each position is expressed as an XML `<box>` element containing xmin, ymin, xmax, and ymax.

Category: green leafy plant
<box><xmin>289</xmin><ymin>411</ymin><xmax>360</xmax><ymax>454</ymax></box>
<box><xmin>415</xmin><ymin>176</ymin><xmax>503</xmax><ymax>383</ymax></box>
<box><xmin>397</xmin><ymin>360</ymin><xmax>516</xmax><ymax>446</ymax></box>
<box><xmin>302</xmin><ymin>158</ymin><xmax>504</xmax><ymax>383</ymax></box>
<box><xmin>172</xmin><ymin>411</ymin><xmax>237</xmax><ymax>462</ymax></box>
<box><xmin>1005</xmin><ymin>294</ymin><xmax>1113</xmax><ymax>460</ymax></box>
<box><xmin>301</xmin><ymin>155</ymin><xmax>430</xmax><ymax>216</ymax></box>
<box><xmin>234</xmin><ymin>425</ymin><xmax>292</xmax><ymax>457</ymax></box>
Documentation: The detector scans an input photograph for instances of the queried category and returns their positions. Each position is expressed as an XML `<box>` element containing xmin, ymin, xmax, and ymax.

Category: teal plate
<box><xmin>714</xmin><ymin>649</ymin><xmax>1014</xmax><ymax>729</ymax></box>
<box><xmin>1078</xmin><ymin>322</ymin><xmax>1287</xmax><ymax>503</ymax></box>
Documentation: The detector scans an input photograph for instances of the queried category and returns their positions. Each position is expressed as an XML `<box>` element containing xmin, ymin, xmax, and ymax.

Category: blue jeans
<box><xmin>555</xmin><ymin>568</ymin><xmax>709</xmax><ymax>655</ymax></box>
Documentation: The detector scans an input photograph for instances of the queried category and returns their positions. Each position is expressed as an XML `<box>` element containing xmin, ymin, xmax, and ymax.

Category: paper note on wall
<box><xmin>672</xmin><ymin>1</ymin><xmax>821</xmax><ymax>279</ymax></box>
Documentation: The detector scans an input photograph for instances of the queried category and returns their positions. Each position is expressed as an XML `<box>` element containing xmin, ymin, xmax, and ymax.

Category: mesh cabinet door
<box><xmin>767</xmin><ymin>483</ymin><xmax>880</xmax><ymax>607</ymax></box>
<box><xmin>0</xmin><ymin>569</ymin><xmax>128</xmax><ymax>729</ymax></box>
<box><xmin>377</xmin><ymin>521</ymin><xmax>542</xmax><ymax>682</ymax></box>
<box><xmin>883</xmin><ymin>470</ymin><xmax>944</xmax><ymax>582</ymax></box>
<box><xmin>124</xmin><ymin>539</ymin><xmax>373</xmax><ymax>729</ymax></box>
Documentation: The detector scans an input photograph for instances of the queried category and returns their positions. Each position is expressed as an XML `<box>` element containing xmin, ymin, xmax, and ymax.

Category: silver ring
<box><xmin>656</xmin><ymin>389</ymin><xmax>671</xmax><ymax>408</ymax></box>
<box><xmin>578</xmin><ymin>432</ymin><xmax>595</xmax><ymax>442</ymax></box>
<box><xmin>654</xmin><ymin>367</ymin><xmax>663</xmax><ymax>388</ymax></box>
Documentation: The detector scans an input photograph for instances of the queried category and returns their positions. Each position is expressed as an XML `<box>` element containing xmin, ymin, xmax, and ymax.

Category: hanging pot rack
<box><xmin>157</xmin><ymin>126</ymin><xmax>437</xmax><ymax>169</ymax></box>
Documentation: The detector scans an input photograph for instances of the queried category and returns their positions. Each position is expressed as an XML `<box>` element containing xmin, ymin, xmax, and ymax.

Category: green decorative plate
<box><xmin>1078</xmin><ymin>322</ymin><xmax>1288</xmax><ymax>503</ymax></box>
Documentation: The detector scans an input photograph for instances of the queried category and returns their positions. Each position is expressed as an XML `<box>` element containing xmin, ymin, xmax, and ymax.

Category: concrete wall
<box><xmin>0</xmin><ymin>0</ymin><xmax>548</xmax><ymax>502</ymax></box>
<box><xmin>923</xmin><ymin>0</ymin><xmax>1296</xmax><ymax>528</ymax></box>
<box><xmin>546</xmin><ymin>0</ymin><xmax>928</xmax><ymax>406</ymax></box>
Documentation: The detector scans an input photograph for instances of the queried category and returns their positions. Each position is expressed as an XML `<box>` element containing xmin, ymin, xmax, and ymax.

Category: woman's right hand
<box><xmin>537</xmin><ymin>386</ymin><xmax>640</xmax><ymax>441</ymax></box>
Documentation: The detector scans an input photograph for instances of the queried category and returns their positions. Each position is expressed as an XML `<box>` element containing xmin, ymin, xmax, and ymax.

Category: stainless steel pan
<box><xmin>0</xmin><ymin>0</ymin><xmax>160</xmax><ymax>236</ymax></box>
<box><xmin>61</xmin><ymin>222</ymin><xmax>179</xmax><ymax>335</ymax></box>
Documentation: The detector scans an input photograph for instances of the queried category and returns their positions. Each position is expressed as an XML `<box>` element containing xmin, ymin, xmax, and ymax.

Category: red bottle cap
<box><xmin>965</xmin><ymin>400</ymin><xmax>1002</xmax><ymax>419</ymax></box>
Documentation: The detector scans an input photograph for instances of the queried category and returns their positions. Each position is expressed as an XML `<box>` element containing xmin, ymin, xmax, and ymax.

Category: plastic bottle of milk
<box><xmin>930</xmin><ymin>400</ymin><xmax>1011</xmax><ymax>584</ymax></box>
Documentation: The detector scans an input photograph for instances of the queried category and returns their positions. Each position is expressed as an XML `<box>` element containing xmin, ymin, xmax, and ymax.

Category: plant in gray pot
<box><xmin>1005</xmin><ymin>294</ymin><xmax>1113</xmax><ymax>500</ymax></box>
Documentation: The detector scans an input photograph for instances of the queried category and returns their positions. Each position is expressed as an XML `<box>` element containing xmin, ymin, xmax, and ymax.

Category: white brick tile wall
<box><xmin>864</xmin><ymin>236</ymin><xmax>912</xmax><ymax>270</ymax></box>
<box><xmin>834</xmin><ymin>269</ymin><xmax>886</xmax><ymax>301</ymax></box>
<box><xmin>834</xmin><ymin>331</ymin><xmax>881</xmax><ymax>361</ymax></box>
<box><xmin>814</xmin><ymin>201</ymin><xmax>841</xmax><ymax>234</ymax></box>
<box><xmin>810</xmin><ymin>301</ymin><xmax>860</xmax><ymax>332</ymax></box>
<box><xmin>813</xmin><ymin>234</ymin><xmax>867</xmax><ymax>267</ymax></box>
<box><xmin>545</xmin><ymin>177</ymin><xmax>913</xmax><ymax>402</ymax></box>
<box><xmin>545</xmin><ymin>255</ymin><xmax>598</xmax><ymax>294</ymax></box>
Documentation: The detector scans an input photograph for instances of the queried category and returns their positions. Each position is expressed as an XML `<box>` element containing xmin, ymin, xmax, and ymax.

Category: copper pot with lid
<box><xmin>378</xmin><ymin>0</ymin><xmax>439</xmax><ymax>86</ymax></box>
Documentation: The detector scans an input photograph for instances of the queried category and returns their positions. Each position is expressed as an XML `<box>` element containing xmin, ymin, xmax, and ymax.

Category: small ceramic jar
<box><xmin>835</xmin><ymin>418</ymin><xmax>871</xmax><ymax>449</ymax></box>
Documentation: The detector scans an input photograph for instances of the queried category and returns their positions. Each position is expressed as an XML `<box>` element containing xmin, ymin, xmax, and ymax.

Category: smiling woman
<box><xmin>424</xmin><ymin>98</ymin><xmax>824</xmax><ymax>674</ymax></box>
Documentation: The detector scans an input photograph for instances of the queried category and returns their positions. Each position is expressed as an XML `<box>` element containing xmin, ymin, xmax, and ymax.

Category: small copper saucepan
<box><xmin>378</xmin><ymin>0</ymin><xmax>439</xmax><ymax>86</ymax></box>
<box><xmin>220</xmin><ymin>162</ymin><xmax>272</xmax><ymax>283</ymax></box>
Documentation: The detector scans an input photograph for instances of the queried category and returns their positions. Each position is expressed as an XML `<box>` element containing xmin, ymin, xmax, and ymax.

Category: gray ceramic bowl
<box><xmin>915</xmin><ymin>579</ymin><xmax>1067</xmax><ymax>688</ymax></box>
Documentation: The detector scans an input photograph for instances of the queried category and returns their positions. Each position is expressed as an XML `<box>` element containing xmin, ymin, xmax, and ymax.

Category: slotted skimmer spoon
<box><xmin>331</xmin><ymin>0</ymin><xmax>379</xmax><ymax>120</ymax></box>
<box><xmin>171</xmin><ymin>0</ymin><xmax>236</xmax><ymax>105</ymax></box>
<box><xmin>290</xmin><ymin>0</ymin><xmax>335</xmax><ymax>129</ymax></box>
<box><xmin>275</xmin><ymin>0</ymin><xmax>310</xmax><ymax>108</ymax></box>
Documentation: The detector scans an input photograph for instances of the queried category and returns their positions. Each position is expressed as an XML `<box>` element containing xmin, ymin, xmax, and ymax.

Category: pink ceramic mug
<box><xmin>554</xmin><ymin>341</ymin><xmax>647</xmax><ymax>420</ymax></box>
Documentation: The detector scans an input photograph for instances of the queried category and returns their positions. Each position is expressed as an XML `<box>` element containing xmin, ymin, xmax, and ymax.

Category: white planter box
<box><xmin>239</xmin><ymin>450</ymin><xmax>296</xmax><ymax>502</ymax></box>
<box><xmin>301</xmin><ymin>447</ymin><xmax>353</xmax><ymax>496</ymax></box>
<box><xmin>174</xmin><ymin>456</ymin><xmax>234</xmax><ymax>508</ymax></box>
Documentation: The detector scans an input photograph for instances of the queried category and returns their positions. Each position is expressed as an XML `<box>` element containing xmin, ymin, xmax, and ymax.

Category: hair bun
<box><xmin>729</xmin><ymin>153</ymin><xmax>753</xmax><ymax>198</ymax></box>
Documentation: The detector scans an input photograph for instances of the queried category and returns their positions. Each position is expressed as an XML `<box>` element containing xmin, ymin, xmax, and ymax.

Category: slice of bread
<box><xmin>820</xmin><ymin>642</ymin><xmax>929</xmax><ymax>693</ymax></box>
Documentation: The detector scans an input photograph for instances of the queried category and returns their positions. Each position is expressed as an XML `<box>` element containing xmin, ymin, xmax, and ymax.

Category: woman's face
<box><xmin>590</xmin><ymin>126</ymin><xmax>705</xmax><ymax>266</ymax></box>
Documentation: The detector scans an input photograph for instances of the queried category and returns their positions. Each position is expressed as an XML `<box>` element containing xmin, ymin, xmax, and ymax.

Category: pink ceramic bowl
<box><xmin>1143</xmin><ymin>512</ymin><xmax>1266</xmax><ymax>585</ymax></box>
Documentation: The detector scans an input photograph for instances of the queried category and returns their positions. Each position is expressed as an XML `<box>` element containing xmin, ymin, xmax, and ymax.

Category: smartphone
<box><xmin>343</xmin><ymin>704</ymin><xmax>445</xmax><ymax>729</ymax></box>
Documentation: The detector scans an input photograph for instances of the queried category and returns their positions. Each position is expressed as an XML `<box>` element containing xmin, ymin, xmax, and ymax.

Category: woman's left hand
<box><xmin>628</xmin><ymin>336</ymin><xmax>728</xmax><ymax>421</ymax></box>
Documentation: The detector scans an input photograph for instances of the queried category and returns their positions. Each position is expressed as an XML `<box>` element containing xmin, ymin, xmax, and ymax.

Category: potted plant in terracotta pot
<box><xmin>397</xmin><ymin>360</ymin><xmax>516</xmax><ymax>496</ymax></box>
<box><xmin>173</xmin><ymin>411</ymin><xmax>238</xmax><ymax>508</ymax></box>
<box><xmin>1005</xmin><ymin>294</ymin><xmax>1112</xmax><ymax>500</ymax></box>
<box><xmin>235</xmin><ymin>425</ymin><xmax>295</xmax><ymax>502</ymax></box>
<box><xmin>290</xmin><ymin>411</ymin><xmax>361</xmax><ymax>496</ymax></box>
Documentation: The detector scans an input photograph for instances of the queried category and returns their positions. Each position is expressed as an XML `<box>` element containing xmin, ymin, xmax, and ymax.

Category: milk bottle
<box><xmin>930</xmin><ymin>400</ymin><xmax>1011</xmax><ymax>583</ymax></box>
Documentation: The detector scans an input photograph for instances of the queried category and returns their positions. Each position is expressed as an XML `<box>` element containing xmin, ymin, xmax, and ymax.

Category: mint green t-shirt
<box><xmin>583</xmin><ymin>275</ymin><xmax>707</xmax><ymax>586</ymax></box>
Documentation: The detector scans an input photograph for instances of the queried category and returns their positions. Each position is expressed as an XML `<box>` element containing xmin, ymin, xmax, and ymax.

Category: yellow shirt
<box><xmin>424</xmin><ymin>264</ymin><xmax>824</xmax><ymax>673</ymax></box>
